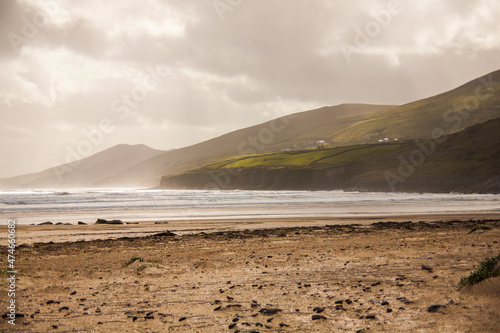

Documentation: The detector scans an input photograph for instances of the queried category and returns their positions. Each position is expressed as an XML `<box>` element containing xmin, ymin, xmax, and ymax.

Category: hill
<box><xmin>0</xmin><ymin>144</ymin><xmax>165</xmax><ymax>188</ymax></box>
<box><xmin>2</xmin><ymin>69</ymin><xmax>499</xmax><ymax>189</ymax></box>
<box><xmin>329</xmin><ymin>69</ymin><xmax>500</xmax><ymax>145</ymax></box>
<box><xmin>115</xmin><ymin>69</ymin><xmax>500</xmax><ymax>188</ymax></box>
<box><xmin>160</xmin><ymin>117</ymin><xmax>500</xmax><ymax>193</ymax></box>
<box><xmin>96</xmin><ymin>103</ymin><xmax>393</xmax><ymax>187</ymax></box>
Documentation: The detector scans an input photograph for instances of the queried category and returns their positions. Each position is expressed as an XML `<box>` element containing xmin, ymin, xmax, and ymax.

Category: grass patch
<box><xmin>468</xmin><ymin>225</ymin><xmax>492</xmax><ymax>234</ymax></box>
<box><xmin>457</xmin><ymin>252</ymin><xmax>500</xmax><ymax>289</ymax></box>
<box><xmin>136</xmin><ymin>264</ymin><xmax>149</xmax><ymax>272</ymax></box>
<box><xmin>122</xmin><ymin>256</ymin><xmax>162</xmax><ymax>272</ymax></box>
<box><xmin>122</xmin><ymin>256</ymin><xmax>144</xmax><ymax>267</ymax></box>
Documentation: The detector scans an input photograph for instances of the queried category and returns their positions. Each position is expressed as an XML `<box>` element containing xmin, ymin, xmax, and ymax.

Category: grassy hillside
<box><xmin>330</xmin><ymin>69</ymin><xmax>500</xmax><ymax>145</ymax></box>
<box><xmin>133</xmin><ymin>69</ymin><xmax>500</xmax><ymax>188</ymax></box>
<box><xmin>161</xmin><ymin>117</ymin><xmax>500</xmax><ymax>193</ymax></box>
<box><xmin>98</xmin><ymin>103</ymin><xmax>393</xmax><ymax>187</ymax></box>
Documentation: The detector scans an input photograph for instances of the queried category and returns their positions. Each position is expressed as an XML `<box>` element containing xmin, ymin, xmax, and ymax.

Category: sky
<box><xmin>0</xmin><ymin>0</ymin><xmax>499</xmax><ymax>178</ymax></box>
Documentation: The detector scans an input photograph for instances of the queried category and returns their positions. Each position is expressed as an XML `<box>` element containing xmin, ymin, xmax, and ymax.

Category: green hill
<box><xmin>331</xmin><ymin>70</ymin><xmax>500</xmax><ymax>145</ymax></box>
<box><xmin>156</xmin><ymin>69</ymin><xmax>500</xmax><ymax>190</ymax></box>
<box><xmin>160</xmin><ymin>117</ymin><xmax>500</xmax><ymax>193</ymax></box>
<box><xmin>2</xmin><ymin>69</ymin><xmax>499</xmax><ymax>189</ymax></box>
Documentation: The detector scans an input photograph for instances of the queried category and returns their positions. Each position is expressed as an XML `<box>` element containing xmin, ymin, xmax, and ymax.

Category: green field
<box><xmin>161</xmin><ymin>117</ymin><xmax>500</xmax><ymax>193</ymax></box>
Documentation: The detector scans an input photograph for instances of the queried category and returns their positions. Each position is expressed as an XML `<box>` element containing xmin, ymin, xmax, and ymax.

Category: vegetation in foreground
<box><xmin>458</xmin><ymin>252</ymin><xmax>500</xmax><ymax>289</ymax></box>
<box><xmin>122</xmin><ymin>256</ymin><xmax>144</xmax><ymax>267</ymax></box>
<box><xmin>468</xmin><ymin>225</ymin><xmax>492</xmax><ymax>234</ymax></box>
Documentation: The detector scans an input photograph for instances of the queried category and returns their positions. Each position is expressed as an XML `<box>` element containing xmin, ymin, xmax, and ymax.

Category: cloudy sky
<box><xmin>0</xmin><ymin>0</ymin><xmax>499</xmax><ymax>178</ymax></box>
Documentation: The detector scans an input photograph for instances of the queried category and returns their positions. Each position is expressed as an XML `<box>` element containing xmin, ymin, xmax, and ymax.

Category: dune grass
<box><xmin>468</xmin><ymin>225</ymin><xmax>492</xmax><ymax>234</ymax></box>
<box><xmin>458</xmin><ymin>252</ymin><xmax>500</xmax><ymax>289</ymax></box>
<box><xmin>122</xmin><ymin>256</ymin><xmax>144</xmax><ymax>267</ymax></box>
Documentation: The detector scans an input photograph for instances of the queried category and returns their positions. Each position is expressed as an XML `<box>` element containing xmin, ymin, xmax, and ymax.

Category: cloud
<box><xmin>0</xmin><ymin>0</ymin><xmax>499</xmax><ymax>177</ymax></box>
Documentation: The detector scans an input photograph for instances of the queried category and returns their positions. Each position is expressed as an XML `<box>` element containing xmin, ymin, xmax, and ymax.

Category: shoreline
<box><xmin>7</xmin><ymin>212</ymin><xmax>500</xmax><ymax>245</ymax></box>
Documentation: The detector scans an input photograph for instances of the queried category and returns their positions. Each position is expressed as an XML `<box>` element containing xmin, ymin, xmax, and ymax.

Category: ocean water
<box><xmin>0</xmin><ymin>189</ymin><xmax>499</xmax><ymax>225</ymax></box>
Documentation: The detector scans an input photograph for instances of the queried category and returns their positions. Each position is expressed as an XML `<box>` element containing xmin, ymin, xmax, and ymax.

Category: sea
<box><xmin>1</xmin><ymin>189</ymin><xmax>500</xmax><ymax>225</ymax></box>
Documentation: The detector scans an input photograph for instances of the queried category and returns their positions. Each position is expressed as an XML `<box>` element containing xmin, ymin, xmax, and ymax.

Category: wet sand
<box><xmin>1</xmin><ymin>215</ymin><xmax>500</xmax><ymax>332</ymax></box>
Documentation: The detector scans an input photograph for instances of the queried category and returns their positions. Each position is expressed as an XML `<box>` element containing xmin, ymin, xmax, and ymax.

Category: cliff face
<box><xmin>161</xmin><ymin>167</ymin><xmax>344</xmax><ymax>190</ymax></box>
<box><xmin>160</xmin><ymin>166</ymin><xmax>500</xmax><ymax>193</ymax></box>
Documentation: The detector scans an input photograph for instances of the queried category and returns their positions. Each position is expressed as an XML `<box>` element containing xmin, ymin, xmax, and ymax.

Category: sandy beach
<box><xmin>1</xmin><ymin>215</ymin><xmax>500</xmax><ymax>332</ymax></box>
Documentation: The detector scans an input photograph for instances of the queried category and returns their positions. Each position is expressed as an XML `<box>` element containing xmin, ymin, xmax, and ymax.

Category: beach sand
<box><xmin>1</xmin><ymin>215</ymin><xmax>500</xmax><ymax>332</ymax></box>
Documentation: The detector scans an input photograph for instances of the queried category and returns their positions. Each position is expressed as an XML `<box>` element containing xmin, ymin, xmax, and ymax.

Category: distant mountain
<box><xmin>2</xmin><ymin>69</ymin><xmax>499</xmax><ymax>189</ymax></box>
<box><xmin>0</xmin><ymin>144</ymin><xmax>165</xmax><ymax>188</ymax></box>
<box><xmin>97</xmin><ymin>103</ymin><xmax>392</xmax><ymax>187</ymax></box>
<box><xmin>160</xmin><ymin>117</ymin><xmax>500</xmax><ymax>193</ymax></box>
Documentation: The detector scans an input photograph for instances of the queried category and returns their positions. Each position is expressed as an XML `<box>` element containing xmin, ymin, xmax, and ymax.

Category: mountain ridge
<box><xmin>1</xmin><ymin>69</ymin><xmax>499</xmax><ymax>190</ymax></box>
<box><xmin>0</xmin><ymin>144</ymin><xmax>165</xmax><ymax>188</ymax></box>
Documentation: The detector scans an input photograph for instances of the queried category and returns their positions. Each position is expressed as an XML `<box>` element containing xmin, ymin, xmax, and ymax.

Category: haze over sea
<box><xmin>1</xmin><ymin>189</ymin><xmax>499</xmax><ymax>225</ymax></box>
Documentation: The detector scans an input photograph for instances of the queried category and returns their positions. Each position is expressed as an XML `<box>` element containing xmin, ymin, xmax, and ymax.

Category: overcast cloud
<box><xmin>0</xmin><ymin>0</ymin><xmax>499</xmax><ymax>178</ymax></box>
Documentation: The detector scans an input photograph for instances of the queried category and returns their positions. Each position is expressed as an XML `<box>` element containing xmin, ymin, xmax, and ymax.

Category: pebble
<box><xmin>427</xmin><ymin>304</ymin><xmax>444</xmax><ymax>313</ymax></box>
<box><xmin>179</xmin><ymin>316</ymin><xmax>187</xmax><ymax>322</ymax></box>
<box><xmin>226</xmin><ymin>304</ymin><xmax>242</xmax><ymax>308</ymax></box>
<box><xmin>312</xmin><ymin>314</ymin><xmax>327</xmax><ymax>320</ymax></box>
<box><xmin>421</xmin><ymin>264</ymin><xmax>433</xmax><ymax>272</ymax></box>
<box><xmin>313</xmin><ymin>307</ymin><xmax>325</xmax><ymax>313</ymax></box>
<box><xmin>259</xmin><ymin>308</ymin><xmax>282</xmax><ymax>315</ymax></box>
